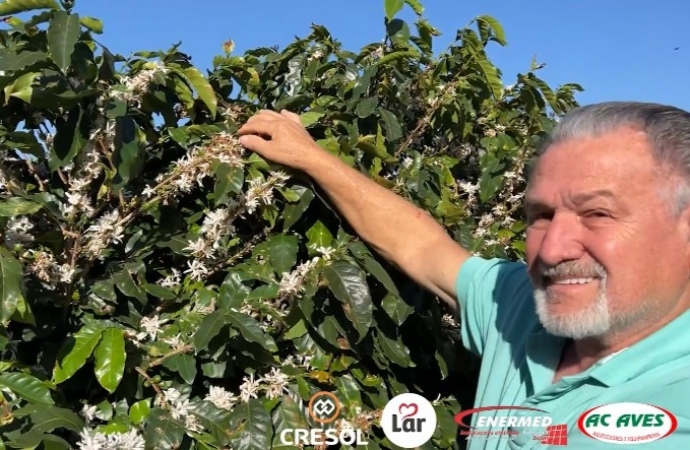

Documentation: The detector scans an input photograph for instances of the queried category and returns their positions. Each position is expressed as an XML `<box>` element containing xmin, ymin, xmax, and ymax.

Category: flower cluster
<box><xmin>110</xmin><ymin>61</ymin><xmax>169</xmax><ymax>106</ymax></box>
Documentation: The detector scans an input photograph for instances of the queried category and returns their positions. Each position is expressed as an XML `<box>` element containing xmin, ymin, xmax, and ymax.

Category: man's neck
<box><xmin>553</xmin><ymin>310</ymin><xmax>684</xmax><ymax>382</ymax></box>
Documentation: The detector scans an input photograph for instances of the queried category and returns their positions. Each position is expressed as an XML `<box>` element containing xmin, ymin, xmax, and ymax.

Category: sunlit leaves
<box><xmin>0</xmin><ymin>0</ymin><xmax>582</xmax><ymax>448</ymax></box>
<box><xmin>47</xmin><ymin>11</ymin><xmax>81</xmax><ymax>71</ymax></box>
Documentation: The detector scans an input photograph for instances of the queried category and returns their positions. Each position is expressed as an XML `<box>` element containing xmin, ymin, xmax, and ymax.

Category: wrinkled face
<box><xmin>525</xmin><ymin>126</ymin><xmax>690</xmax><ymax>339</ymax></box>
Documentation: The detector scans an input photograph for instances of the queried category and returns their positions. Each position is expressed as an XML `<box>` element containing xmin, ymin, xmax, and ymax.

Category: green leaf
<box><xmin>112</xmin><ymin>115</ymin><xmax>143</xmax><ymax>191</ymax></box>
<box><xmin>218</xmin><ymin>272</ymin><xmax>251</xmax><ymax>310</ymax></box>
<box><xmin>29</xmin><ymin>406</ymin><xmax>84</xmax><ymax>433</ymax></box>
<box><xmin>0</xmin><ymin>371</ymin><xmax>54</xmax><ymax>405</ymax></box>
<box><xmin>474</xmin><ymin>56</ymin><xmax>503</xmax><ymax>99</ymax></box>
<box><xmin>404</xmin><ymin>0</ymin><xmax>424</xmax><ymax>15</ymax></box>
<box><xmin>193</xmin><ymin>402</ymin><xmax>234</xmax><ymax>446</ymax></box>
<box><xmin>0</xmin><ymin>247</ymin><xmax>25</xmax><ymax>326</ymax></box>
<box><xmin>50</xmin><ymin>106</ymin><xmax>87</xmax><ymax>169</ymax></box>
<box><xmin>229</xmin><ymin>399</ymin><xmax>273</xmax><ymax>450</ymax></box>
<box><xmin>356</xmin><ymin>96</ymin><xmax>378</xmax><ymax>118</ymax></box>
<box><xmin>129</xmin><ymin>399</ymin><xmax>151</xmax><ymax>425</ymax></box>
<box><xmin>144</xmin><ymin>409</ymin><xmax>186</xmax><ymax>449</ymax></box>
<box><xmin>476</xmin><ymin>15</ymin><xmax>507</xmax><ymax>46</ymax></box>
<box><xmin>267</xmin><ymin>234</ymin><xmax>299</xmax><ymax>275</ymax></box>
<box><xmin>53</xmin><ymin>323</ymin><xmax>104</xmax><ymax>384</ymax></box>
<box><xmin>193</xmin><ymin>310</ymin><xmax>228</xmax><ymax>353</ymax></box>
<box><xmin>282</xmin><ymin>188</ymin><xmax>314</xmax><ymax>230</ymax></box>
<box><xmin>79</xmin><ymin>16</ymin><xmax>103</xmax><ymax>34</ymax></box>
<box><xmin>182</xmin><ymin>66</ymin><xmax>217</xmax><ymax>117</ymax></box>
<box><xmin>379</xmin><ymin>108</ymin><xmax>403</xmax><ymax>142</ymax></box>
<box><xmin>323</xmin><ymin>260</ymin><xmax>374</xmax><ymax>330</ymax></box>
<box><xmin>385</xmin><ymin>0</ymin><xmax>404</xmax><ymax>20</ymax></box>
<box><xmin>306</xmin><ymin>220</ymin><xmax>333</xmax><ymax>249</ymax></box>
<box><xmin>271</xmin><ymin>394</ymin><xmax>308</xmax><ymax>447</ymax></box>
<box><xmin>47</xmin><ymin>11</ymin><xmax>81</xmax><ymax>72</ymax></box>
<box><xmin>0</xmin><ymin>198</ymin><xmax>43</xmax><ymax>217</ymax></box>
<box><xmin>0</xmin><ymin>50</ymin><xmax>47</xmax><ymax>71</ymax></box>
<box><xmin>0</xmin><ymin>0</ymin><xmax>59</xmax><ymax>15</ymax></box>
<box><xmin>376</xmin><ymin>49</ymin><xmax>419</xmax><ymax>66</ymax></box>
<box><xmin>300</xmin><ymin>111</ymin><xmax>324</xmax><ymax>127</ymax></box>
<box><xmin>376</xmin><ymin>330</ymin><xmax>412</xmax><ymax>367</ymax></box>
<box><xmin>3</xmin><ymin>71</ymin><xmax>40</xmax><ymax>103</ymax></box>
<box><xmin>93</xmin><ymin>328</ymin><xmax>126</xmax><ymax>393</ymax></box>
<box><xmin>163</xmin><ymin>353</ymin><xmax>197</xmax><ymax>385</ymax></box>
<box><xmin>227</xmin><ymin>310</ymin><xmax>278</xmax><ymax>352</ymax></box>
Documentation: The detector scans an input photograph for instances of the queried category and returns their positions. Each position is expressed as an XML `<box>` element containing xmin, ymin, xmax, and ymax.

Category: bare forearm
<box><xmin>306</xmin><ymin>153</ymin><xmax>440</xmax><ymax>257</ymax></box>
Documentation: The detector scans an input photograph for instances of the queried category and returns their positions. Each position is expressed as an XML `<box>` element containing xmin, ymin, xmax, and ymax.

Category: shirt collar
<box><xmin>588</xmin><ymin>308</ymin><xmax>690</xmax><ymax>386</ymax></box>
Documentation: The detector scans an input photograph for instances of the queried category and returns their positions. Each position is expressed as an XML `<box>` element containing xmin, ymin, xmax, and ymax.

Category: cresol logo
<box><xmin>577</xmin><ymin>402</ymin><xmax>678</xmax><ymax>445</ymax></box>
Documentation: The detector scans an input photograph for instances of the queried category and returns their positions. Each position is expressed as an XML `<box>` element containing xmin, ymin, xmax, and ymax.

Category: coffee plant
<box><xmin>0</xmin><ymin>0</ymin><xmax>582</xmax><ymax>448</ymax></box>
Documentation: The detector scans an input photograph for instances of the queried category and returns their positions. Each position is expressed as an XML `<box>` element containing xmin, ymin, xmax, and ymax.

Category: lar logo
<box><xmin>381</xmin><ymin>393</ymin><xmax>437</xmax><ymax>448</ymax></box>
<box><xmin>577</xmin><ymin>402</ymin><xmax>678</xmax><ymax>444</ymax></box>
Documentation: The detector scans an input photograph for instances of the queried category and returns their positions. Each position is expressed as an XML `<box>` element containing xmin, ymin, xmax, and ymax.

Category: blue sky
<box><xmin>67</xmin><ymin>1</ymin><xmax>690</xmax><ymax>110</ymax></box>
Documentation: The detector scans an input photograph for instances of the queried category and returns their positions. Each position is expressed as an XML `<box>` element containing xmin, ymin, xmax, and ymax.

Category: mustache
<box><xmin>538</xmin><ymin>260</ymin><xmax>607</xmax><ymax>279</ymax></box>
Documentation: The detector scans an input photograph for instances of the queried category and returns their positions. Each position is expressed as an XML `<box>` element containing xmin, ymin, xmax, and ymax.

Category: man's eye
<box><xmin>585</xmin><ymin>210</ymin><xmax>610</xmax><ymax>218</ymax></box>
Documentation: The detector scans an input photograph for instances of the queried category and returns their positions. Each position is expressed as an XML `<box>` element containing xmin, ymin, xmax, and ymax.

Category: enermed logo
<box><xmin>381</xmin><ymin>393</ymin><xmax>437</xmax><ymax>448</ymax></box>
<box><xmin>577</xmin><ymin>402</ymin><xmax>678</xmax><ymax>445</ymax></box>
<box><xmin>278</xmin><ymin>391</ymin><xmax>369</xmax><ymax>446</ymax></box>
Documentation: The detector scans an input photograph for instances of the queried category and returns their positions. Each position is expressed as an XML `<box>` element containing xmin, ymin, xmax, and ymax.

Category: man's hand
<box><xmin>237</xmin><ymin>109</ymin><xmax>327</xmax><ymax>172</ymax></box>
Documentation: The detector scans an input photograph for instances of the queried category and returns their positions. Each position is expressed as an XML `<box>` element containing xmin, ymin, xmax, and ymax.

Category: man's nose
<box><xmin>537</xmin><ymin>213</ymin><xmax>584</xmax><ymax>266</ymax></box>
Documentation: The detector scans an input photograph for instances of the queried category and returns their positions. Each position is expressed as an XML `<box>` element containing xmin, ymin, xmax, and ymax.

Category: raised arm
<box><xmin>238</xmin><ymin>110</ymin><xmax>471</xmax><ymax>313</ymax></box>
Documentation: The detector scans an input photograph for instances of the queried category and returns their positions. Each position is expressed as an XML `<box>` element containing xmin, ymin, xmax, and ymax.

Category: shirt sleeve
<box><xmin>454</xmin><ymin>256</ymin><xmax>533</xmax><ymax>357</ymax></box>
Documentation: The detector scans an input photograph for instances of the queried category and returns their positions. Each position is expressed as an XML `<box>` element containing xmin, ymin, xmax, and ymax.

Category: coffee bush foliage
<box><xmin>0</xmin><ymin>0</ymin><xmax>582</xmax><ymax>448</ymax></box>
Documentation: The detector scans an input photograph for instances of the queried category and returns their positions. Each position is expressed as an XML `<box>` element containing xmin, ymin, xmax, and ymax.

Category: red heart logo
<box><xmin>399</xmin><ymin>403</ymin><xmax>418</xmax><ymax>419</ymax></box>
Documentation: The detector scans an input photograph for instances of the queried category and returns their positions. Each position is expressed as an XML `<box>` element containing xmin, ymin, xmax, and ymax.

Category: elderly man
<box><xmin>238</xmin><ymin>102</ymin><xmax>690</xmax><ymax>448</ymax></box>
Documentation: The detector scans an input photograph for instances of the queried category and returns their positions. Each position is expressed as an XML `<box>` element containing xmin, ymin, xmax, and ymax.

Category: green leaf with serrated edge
<box><xmin>0</xmin><ymin>0</ymin><xmax>59</xmax><ymax>15</ymax></box>
<box><xmin>323</xmin><ymin>260</ymin><xmax>374</xmax><ymax>328</ymax></box>
<box><xmin>93</xmin><ymin>328</ymin><xmax>126</xmax><ymax>393</ymax></box>
<box><xmin>53</xmin><ymin>323</ymin><xmax>104</xmax><ymax>384</ymax></box>
<box><xmin>47</xmin><ymin>11</ymin><xmax>80</xmax><ymax>72</ymax></box>
<box><xmin>0</xmin><ymin>372</ymin><xmax>54</xmax><ymax>405</ymax></box>
<box><xmin>193</xmin><ymin>310</ymin><xmax>227</xmax><ymax>352</ymax></box>
<box><xmin>0</xmin><ymin>247</ymin><xmax>25</xmax><ymax>326</ymax></box>
<box><xmin>228</xmin><ymin>398</ymin><xmax>273</xmax><ymax>450</ymax></box>
<box><xmin>181</xmin><ymin>66</ymin><xmax>217</xmax><ymax>117</ymax></box>
<box><xmin>227</xmin><ymin>310</ymin><xmax>278</xmax><ymax>352</ymax></box>
<box><xmin>0</xmin><ymin>198</ymin><xmax>43</xmax><ymax>217</ymax></box>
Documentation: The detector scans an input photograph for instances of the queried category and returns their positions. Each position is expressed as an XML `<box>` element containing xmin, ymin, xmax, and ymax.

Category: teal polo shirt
<box><xmin>455</xmin><ymin>256</ymin><xmax>690</xmax><ymax>449</ymax></box>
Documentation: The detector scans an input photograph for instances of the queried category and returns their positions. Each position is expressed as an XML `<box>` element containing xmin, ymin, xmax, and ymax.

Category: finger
<box><xmin>257</xmin><ymin>109</ymin><xmax>284</xmax><ymax>119</ymax></box>
<box><xmin>237</xmin><ymin>114</ymin><xmax>281</xmax><ymax>135</ymax></box>
<box><xmin>280</xmin><ymin>109</ymin><xmax>303</xmax><ymax>125</ymax></box>
<box><xmin>237</xmin><ymin>119</ymin><xmax>276</xmax><ymax>137</ymax></box>
<box><xmin>239</xmin><ymin>134</ymin><xmax>272</xmax><ymax>153</ymax></box>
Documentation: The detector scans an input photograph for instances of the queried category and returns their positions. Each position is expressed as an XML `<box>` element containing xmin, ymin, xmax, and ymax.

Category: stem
<box><xmin>135</xmin><ymin>367</ymin><xmax>163</xmax><ymax>396</ymax></box>
<box><xmin>149</xmin><ymin>344</ymin><xmax>194</xmax><ymax>367</ymax></box>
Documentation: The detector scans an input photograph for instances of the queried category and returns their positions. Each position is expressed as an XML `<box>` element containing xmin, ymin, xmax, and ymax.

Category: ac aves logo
<box><xmin>577</xmin><ymin>402</ymin><xmax>678</xmax><ymax>445</ymax></box>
